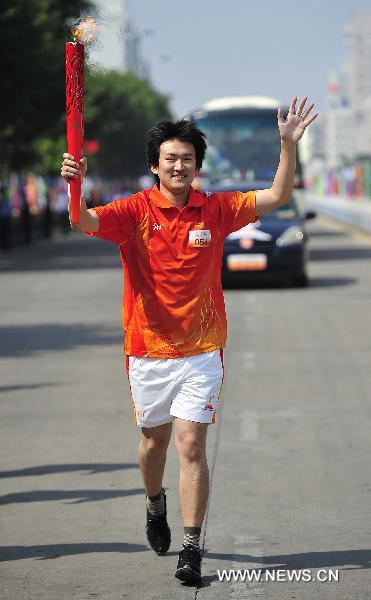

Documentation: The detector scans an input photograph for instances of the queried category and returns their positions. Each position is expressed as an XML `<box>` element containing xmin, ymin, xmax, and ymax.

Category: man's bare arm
<box><xmin>256</xmin><ymin>96</ymin><xmax>318</xmax><ymax>216</ymax></box>
<box><xmin>255</xmin><ymin>139</ymin><xmax>297</xmax><ymax>215</ymax></box>
<box><xmin>61</xmin><ymin>153</ymin><xmax>99</xmax><ymax>232</ymax></box>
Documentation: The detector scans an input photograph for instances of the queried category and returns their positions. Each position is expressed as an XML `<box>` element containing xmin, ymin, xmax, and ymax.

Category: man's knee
<box><xmin>176</xmin><ymin>431</ymin><xmax>206</xmax><ymax>463</ymax></box>
<box><xmin>140</xmin><ymin>424</ymin><xmax>172</xmax><ymax>457</ymax></box>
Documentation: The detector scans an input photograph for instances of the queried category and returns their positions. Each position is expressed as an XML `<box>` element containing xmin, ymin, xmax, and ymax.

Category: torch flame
<box><xmin>72</xmin><ymin>16</ymin><xmax>97</xmax><ymax>44</ymax></box>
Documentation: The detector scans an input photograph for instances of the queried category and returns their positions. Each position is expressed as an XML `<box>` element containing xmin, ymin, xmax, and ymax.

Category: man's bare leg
<box><xmin>174</xmin><ymin>418</ymin><xmax>209</xmax><ymax>527</ymax></box>
<box><xmin>174</xmin><ymin>418</ymin><xmax>208</xmax><ymax>583</ymax></box>
<box><xmin>139</xmin><ymin>422</ymin><xmax>173</xmax><ymax>555</ymax></box>
<box><xmin>138</xmin><ymin>422</ymin><xmax>173</xmax><ymax>496</ymax></box>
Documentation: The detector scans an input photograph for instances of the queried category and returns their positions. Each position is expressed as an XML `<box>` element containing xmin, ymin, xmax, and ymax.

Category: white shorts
<box><xmin>126</xmin><ymin>350</ymin><xmax>224</xmax><ymax>428</ymax></box>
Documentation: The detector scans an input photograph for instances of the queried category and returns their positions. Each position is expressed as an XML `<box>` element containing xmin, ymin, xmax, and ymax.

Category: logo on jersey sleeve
<box><xmin>189</xmin><ymin>229</ymin><xmax>211</xmax><ymax>248</ymax></box>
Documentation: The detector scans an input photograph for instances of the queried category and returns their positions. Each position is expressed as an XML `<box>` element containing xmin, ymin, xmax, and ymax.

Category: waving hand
<box><xmin>278</xmin><ymin>96</ymin><xmax>318</xmax><ymax>144</ymax></box>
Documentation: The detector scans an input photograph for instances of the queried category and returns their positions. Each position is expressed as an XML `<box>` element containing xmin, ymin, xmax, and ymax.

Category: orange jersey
<box><xmin>86</xmin><ymin>185</ymin><xmax>257</xmax><ymax>358</ymax></box>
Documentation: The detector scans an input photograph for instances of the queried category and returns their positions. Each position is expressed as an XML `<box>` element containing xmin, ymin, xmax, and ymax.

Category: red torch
<box><xmin>65</xmin><ymin>18</ymin><xmax>96</xmax><ymax>224</ymax></box>
<box><xmin>65</xmin><ymin>40</ymin><xmax>84</xmax><ymax>224</ymax></box>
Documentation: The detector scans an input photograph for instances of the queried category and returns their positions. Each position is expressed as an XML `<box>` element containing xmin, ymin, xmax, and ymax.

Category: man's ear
<box><xmin>150</xmin><ymin>165</ymin><xmax>158</xmax><ymax>175</ymax></box>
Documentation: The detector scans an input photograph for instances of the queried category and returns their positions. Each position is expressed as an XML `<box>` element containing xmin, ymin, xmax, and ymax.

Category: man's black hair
<box><xmin>146</xmin><ymin>119</ymin><xmax>207</xmax><ymax>186</ymax></box>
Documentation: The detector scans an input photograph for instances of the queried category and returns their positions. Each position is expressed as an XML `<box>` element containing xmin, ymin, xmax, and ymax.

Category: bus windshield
<box><xmin>195</xmin><ymin>110</ymin><xmax>282</xmax><ymax>183</ymax></box>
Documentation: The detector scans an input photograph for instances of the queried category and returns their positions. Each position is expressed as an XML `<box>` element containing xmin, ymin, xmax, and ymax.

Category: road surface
<box><xmin>1</xmin><ymin>215</ymin><xmax>371</xmax><ymax>599</ymax></box>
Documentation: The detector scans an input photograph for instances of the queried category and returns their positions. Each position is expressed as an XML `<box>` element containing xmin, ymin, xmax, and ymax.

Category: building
<box><xmin>344</xmin><ymin>12</ymin><xmax>371</xmax><ymax>157</ymax></box>
<box><xmin>88</xmin><ymin>0</ymin><xmax>125</xmax><ymax>72</ymax></box>
<box><xmin>121</xmin><ymin>8</ymin><xmax>150</xmax><ymax>79</ymax></box>
<box><xmin>88</xmin><ymin>0</ymin><xmax>150</xmax><ymax>79</ymax></box>
<box><xmin>325</xmin><ymin>105</ymin><xmax>355</xmax><ymax>169</ymax></box>
<box><xmin>324</xmin><ymin>71</ymin><xmax>355</xmax><ymax>169</ymax></box>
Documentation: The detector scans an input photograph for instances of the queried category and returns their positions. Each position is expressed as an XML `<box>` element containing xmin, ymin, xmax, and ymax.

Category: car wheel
<box><xmin>292</xmin><ymin>272</ymin><xmax>308</xmax><ymax>287</ymax></box>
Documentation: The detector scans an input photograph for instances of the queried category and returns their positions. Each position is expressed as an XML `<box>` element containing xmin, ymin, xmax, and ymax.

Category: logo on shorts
<box><xmin>202</xmin><ymin>395</ymin><xmax>216</xmax><ymax>411</ymax></box>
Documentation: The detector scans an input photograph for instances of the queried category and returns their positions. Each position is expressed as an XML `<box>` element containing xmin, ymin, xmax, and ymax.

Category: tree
<box><xmin>0</xmin><ymin>1</ymin><xmax>173</xmax><ymax>178</ymax></box>
<box><xmin>83</xmin><ymin>70</ymin><xmax>172</xmax><ymax>179</ymax></box>
<box><xmin>0</xmin><ymin>0</ymin><xmax>92</xmax><ymax>173</ymax></box>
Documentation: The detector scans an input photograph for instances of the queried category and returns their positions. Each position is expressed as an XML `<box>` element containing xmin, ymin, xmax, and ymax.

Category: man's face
<box><xmin>151</xmin><ymin>139</ymin><xmax>197</xmax><ymax>194</ymax></box>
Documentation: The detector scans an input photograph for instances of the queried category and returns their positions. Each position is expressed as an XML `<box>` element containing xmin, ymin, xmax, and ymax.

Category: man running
<box><xmin>61</xmin><ymin>95</ymin><xmax>317</xmax><ymax>585</ymax></box>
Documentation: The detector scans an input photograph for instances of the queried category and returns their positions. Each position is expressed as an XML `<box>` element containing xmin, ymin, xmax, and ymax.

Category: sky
<box><xmin>90</xmin><ymin>0</ymin><xmax>371</xmax><ymax>118</ymax></box>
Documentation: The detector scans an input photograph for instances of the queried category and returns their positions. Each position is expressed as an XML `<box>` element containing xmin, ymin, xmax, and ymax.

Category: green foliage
<box><xmin>84</xmin><ymin>70</ymin><xmax>172</xmax><ymax>178</ymax></box>
<box><xmin>35</xmin><ymin>130</ymin><xmax>66</xmax><ymax>175</ymax></box>
<box><xmin>0</xmin><ymin>0</ymin><xmax>92</xmax><ymax>173</ymax></box>
<box><xmin>0</xmin><ymin>1</ymin><xmax>173</xmax><ymax>178</ymax></box>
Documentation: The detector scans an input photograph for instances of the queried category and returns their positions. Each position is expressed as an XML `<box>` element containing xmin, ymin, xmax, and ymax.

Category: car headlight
<box><xmin>276</xmin><ymin>226</ymin><xmax>304</xmax><ymax>247</ymax></box>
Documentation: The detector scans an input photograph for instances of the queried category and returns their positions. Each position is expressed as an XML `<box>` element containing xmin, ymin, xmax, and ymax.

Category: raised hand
<box><xmin>278</xmin><ymin>96</ymin><xmax>318</xmax><ymax>145</ymax></box>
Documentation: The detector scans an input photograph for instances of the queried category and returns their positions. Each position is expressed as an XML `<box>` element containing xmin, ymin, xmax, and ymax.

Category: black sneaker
<box><xmin>175</xmin><ymin>546</ymin><xmax>202</xmax><ymax>585</ymax></box>
<box><xmin>146</xmin><ymin>488</ymin><xmax>171</xmax><ymax>555</ymax></box>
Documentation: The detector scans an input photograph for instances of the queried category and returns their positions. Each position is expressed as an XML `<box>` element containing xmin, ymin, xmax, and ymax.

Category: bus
<box><xmin>189</xmin><ymin>96</ymin><xmax>303</xmax><ymax>190</ymax></box>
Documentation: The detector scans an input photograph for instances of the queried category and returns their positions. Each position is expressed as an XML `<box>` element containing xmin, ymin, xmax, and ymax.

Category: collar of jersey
<box><xmin>149</xmin><ymin>184</ymin><xmax>205</xmax><ymax>209</ymax></box>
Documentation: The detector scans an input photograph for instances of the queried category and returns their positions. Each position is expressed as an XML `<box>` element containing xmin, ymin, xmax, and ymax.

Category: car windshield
<box><xmin>195</xmin><ymin>111</ymin><xmax>281</xmax><ymax>182</ymax></box>
<box><xmin>260</xmin><ymin>197</ymin><xmax>299</xmax><ymax>219</ymax></box>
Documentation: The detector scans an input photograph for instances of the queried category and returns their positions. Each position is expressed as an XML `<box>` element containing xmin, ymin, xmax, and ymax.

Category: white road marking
<box><xmin>240</xmin><ymin>409</ymin><xmax>297</xmax><ymax>442</ymax></box>
<box><xmin>230</xmin><ymin>294</ymin><xmax>265</xmax><ymax>596</ymax></box>
<box><xmin>240</xmin><ymin>410</ymin><xmax>259</xmax><ymax>442</ymax></box>
<box><xmin>230</xmin><ymin>534</ymin><xmax>265</xmax><ymax>599</ymax></box>
<box><xmin>242</xmin><ymin>351</ymin><xmax>256</xmax><ymax>369</ymax></box>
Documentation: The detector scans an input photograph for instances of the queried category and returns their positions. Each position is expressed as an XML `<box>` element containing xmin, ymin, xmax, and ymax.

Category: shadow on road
<box><xmin>0</xmin><ymin>487</ymin><xmax>146</xmax><ymax>506</ymax></box>
<box><xmin>0</xmin><ymin>542</ymin><xmax>148</xmax><ymax>562</ymax></box>
<box><xmin>0</xmin><ymin>323</ymin><xmax>122</xmax><ymax>357</ymax></box>
<box><xmin>204</xmin><ymin>547</ymin><xmax>371</xmax><ymax>572</ymax></box>
<box><xmin>305</xmin><ymin>276</ymin><xmax>357</xmax><ymax>287</ymax></box>
<box><xmin>200</xmin><ymin>548</ymin><xmax>371</xmax><ymax>587</ymax></box>
<box><xmin>222</xmin><ymin>276</ymin><xmax>356</xmax><ymax>290</ymax></box>
<box><xmin>0</xmin><ymin>463</ymin><xmax>139</xmax><ymax>478</ymax></box>
<box><xmin>0</xmin><ymin>235</ymin><xmax>121</xmax><ymax>272</ymax></box>
<box><xmin>1</xmin><ymin>544</ymin><xmax>369</xmax><ymax>576</ymax></box>
<box><xmin>0</xmin><ymin>383</ymin><xmax>61</xmax><ymax>394</ymax></box>
<box><xmin>310</xmin><ymin>246</ymin><xmax>371</xmax><ymax>261</ymax></box>
<box><xmin>307</xmin><ymin>230</ymin><xmax>348</xmax><ymax>238</ymax></box>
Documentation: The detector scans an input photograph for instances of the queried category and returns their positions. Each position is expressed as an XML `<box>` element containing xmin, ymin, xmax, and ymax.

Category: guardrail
<box><xmin>304</xmin><ymin>193</ymin><xmax>371</xmax><ymax>236</ymax></box>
